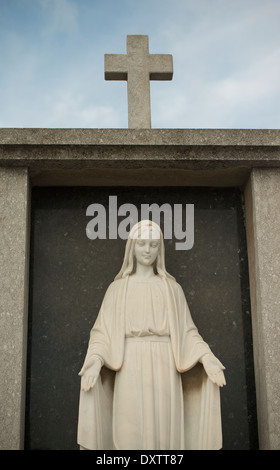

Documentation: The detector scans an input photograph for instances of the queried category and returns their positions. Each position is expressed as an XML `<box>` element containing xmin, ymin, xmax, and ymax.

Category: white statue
<box><xmin>77</xmin><ymin>220</ymin><xmax>226</xmax><ymax>450</ymax></box>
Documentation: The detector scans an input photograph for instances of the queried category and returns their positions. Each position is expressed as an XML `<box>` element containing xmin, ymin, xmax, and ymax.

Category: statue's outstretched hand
<box><xmin>78</xmin><ymin>356</ymin><xmax>103</xmax><ymax>392</ymax></box>
<box><xmin>201</xmin><ymin>354</ymin><xmax>226</xmax><ymax>387</ymax></box>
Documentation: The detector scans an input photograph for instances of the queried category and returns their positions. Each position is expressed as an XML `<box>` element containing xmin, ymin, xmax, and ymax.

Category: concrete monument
<box><xmin>77</xmin><ymin>220</ymin><xmax>226</xmax><ymax>450</ymax></box>
<box><xmin>105</xmin><ymin>35</ymin><xmax>173</xmax><ymax>128</ymax></box>
<box><xmin>1</xmin><ymin>33</ymin><xmax>280</xmax><ymax>451</ymax></box>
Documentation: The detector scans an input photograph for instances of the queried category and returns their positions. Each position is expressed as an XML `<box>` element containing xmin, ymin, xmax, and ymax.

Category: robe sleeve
<box><xmin>78</xmin><ymin>280</ymin><xmax>126</xmax><ymax>450</ymax></box>
<box><xmin>81</xmin><ymin>280</ymin><xmax>125</xmax><ymax>372</ymax></box>
<box><xmin>167</xmin><ymin>281</ymin><xmax>223</xmax><ymax>450</ymax></box>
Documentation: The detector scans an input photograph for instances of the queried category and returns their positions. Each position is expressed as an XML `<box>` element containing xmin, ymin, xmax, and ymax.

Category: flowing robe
<box><xmin>77</xmin><ymin>276</ymin><xmax>223</xmax><ymax>450</ymax></box>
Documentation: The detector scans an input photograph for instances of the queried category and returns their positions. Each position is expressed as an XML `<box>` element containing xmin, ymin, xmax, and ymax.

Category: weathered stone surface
<box><xmin>0</xmin><ymin>127</ymin><xmax>279</xmax><ymax>450</ymax></box>
<box><xmin>245</xmin><ymin>169</ymin><xmax>280</xmax><ymax>449</ymax></box>
<box><xmin>0</xmin><ymin>168</ymin><xmax>30</xmax><ymax>450</ymax></box>
<box><xmin>0</xmin><ymin>129</ymin><xmax>280</xmax><ymax>188</ymax></box>
<box><xmin>0</xmin><ymin>127</ymin><xmax>280</xmax><ymax>146</ymax></box>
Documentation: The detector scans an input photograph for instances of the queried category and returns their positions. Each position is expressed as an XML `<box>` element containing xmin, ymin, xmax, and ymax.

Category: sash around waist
<box><xmin>125</xmin><ymin>335</ymin><xmax>170</xmax><ymax>343</ymax></box>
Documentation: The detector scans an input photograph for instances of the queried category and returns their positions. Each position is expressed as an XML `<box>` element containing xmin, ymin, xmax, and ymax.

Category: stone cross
<box><xmin>104</xmin><ymin>35</ymin><xmax>173</xmax><ymax>129</ymax></box>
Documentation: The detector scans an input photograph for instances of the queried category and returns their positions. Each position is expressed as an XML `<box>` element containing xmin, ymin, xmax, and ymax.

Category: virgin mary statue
<box><xmin>77</xmin><ymin>220</ymin><xmax>226</xmax><ymax>450</ymax></box>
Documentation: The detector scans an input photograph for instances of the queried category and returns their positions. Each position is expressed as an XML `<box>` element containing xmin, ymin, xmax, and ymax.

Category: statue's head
<box><xmin>115</xmin><ymin>220</ymin><xmax>175</xmax><ymax>280</ymax></box>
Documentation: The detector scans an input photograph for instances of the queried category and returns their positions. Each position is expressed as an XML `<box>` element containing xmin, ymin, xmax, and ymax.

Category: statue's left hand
<box><xmin>201</xmin><ymin>354</ymin><xmax>226</xmax><ymax>387</ymax></box>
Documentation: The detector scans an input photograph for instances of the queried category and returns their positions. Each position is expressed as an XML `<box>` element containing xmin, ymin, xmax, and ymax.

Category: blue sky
<box><xmin>0</xmin><ymin>0</ymin><xmax>280</xmax><ymax>129</ymax></box>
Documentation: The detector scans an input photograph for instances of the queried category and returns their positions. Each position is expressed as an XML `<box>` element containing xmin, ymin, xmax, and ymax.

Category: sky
<box><xmin>0</xmin><ymin>0</ymin><xmax>280</xmax><ymax>129</ymax></box>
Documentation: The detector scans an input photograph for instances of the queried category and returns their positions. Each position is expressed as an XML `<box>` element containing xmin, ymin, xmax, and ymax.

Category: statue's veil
<box><xmin>114</xmin><ymin>220</ymin><xmax>175</xmax><ymax>281</ymax></box>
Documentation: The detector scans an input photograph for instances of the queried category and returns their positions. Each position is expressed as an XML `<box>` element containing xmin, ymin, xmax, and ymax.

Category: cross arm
<box><xmin>149</xmin><ymin>54</ymin><xmax>173</xmax><ymax>80</ymax></box>
<box><xmin>104</xmin><ymin>54</ymin><xmax>128</xmax><ymax>81</ymax></box>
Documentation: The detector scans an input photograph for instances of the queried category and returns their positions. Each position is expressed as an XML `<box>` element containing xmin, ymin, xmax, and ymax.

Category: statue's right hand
<box><xmin>78</xmin><ymin>356</ymin><xmax>102</xmax><ymax>392</ymax></box>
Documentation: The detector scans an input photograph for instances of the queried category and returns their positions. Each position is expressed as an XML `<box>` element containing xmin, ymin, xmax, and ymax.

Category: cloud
<box><xmin>39</xmin><ymin>0</ymin><xmax>78</xmax><ymax>36</ymax></box>
<box><xmin>212</xmin><ymin>50</ymin><xmax>280</xmax><ymax>108</ymax></box>
<box><xmin>0</xmin><ymin>0</ymin><xmax>279</xmax><ymax>129</ymax></box>
<box><xmin>152</xmin><ymin>45</ymin><xmax>280</xmax><ymax>129</ymax></box>
<box><xmin>150</xmin><ymin>0</ymin><xmax>280</xmax><ymax>128</ymax></box>
<box><xmin>45</xmin><ymin>90</ymin><xmax>122</xmax><ymax>128</ymax></box>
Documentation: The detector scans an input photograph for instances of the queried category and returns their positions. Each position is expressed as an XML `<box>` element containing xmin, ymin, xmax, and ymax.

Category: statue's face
<box><xmin>134</xmin><ymin>238</ymin><xmax>160</xmax><ymax>267</ymax></box>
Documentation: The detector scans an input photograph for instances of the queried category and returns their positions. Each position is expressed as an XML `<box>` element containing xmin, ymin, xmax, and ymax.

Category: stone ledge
<box><xmin>0</xmin><ymin>143</ymin><xmax>280</xmax><ymax>169</ymax></box>
<box><xmin>0</xmin><ymin>128</ymin><xmax>279</xmax><ymax>187</ymax></box>
<box><xmin>0</xmin><ymin>128</ymin><xmax>280</xmax><ymax>146</ymax></box>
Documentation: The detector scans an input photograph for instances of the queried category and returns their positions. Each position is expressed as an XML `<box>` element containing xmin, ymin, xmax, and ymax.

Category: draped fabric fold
<box><xmin>77</xmin><ymin>276</ymin><xmax>222</xmax><ymax>450</ymax></box>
